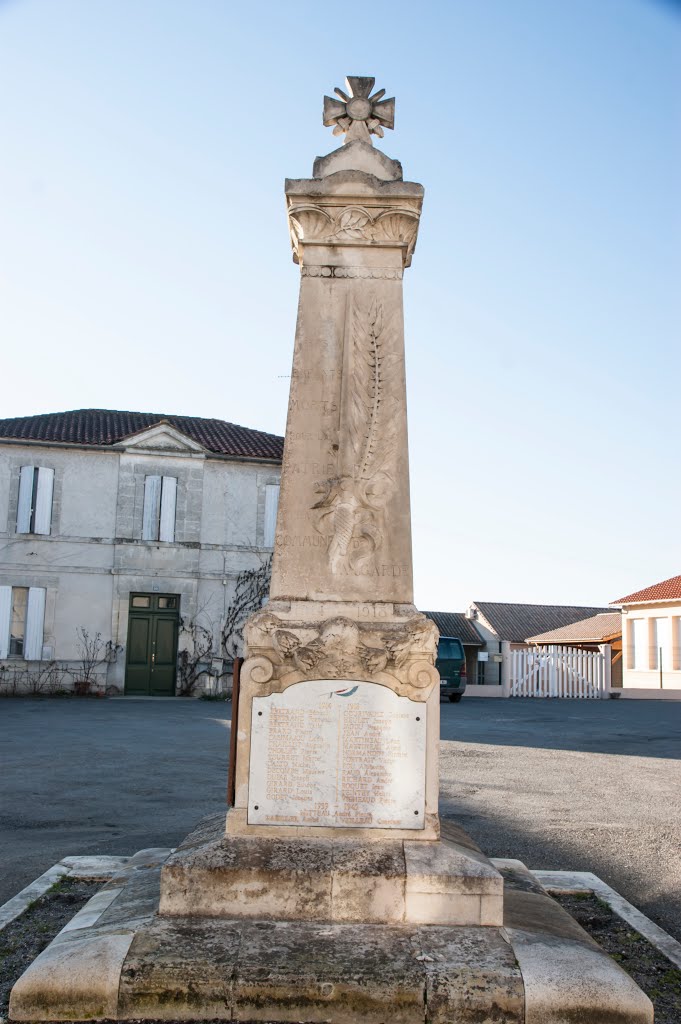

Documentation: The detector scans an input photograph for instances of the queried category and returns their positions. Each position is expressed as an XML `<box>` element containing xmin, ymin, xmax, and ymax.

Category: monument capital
<box><xmin>285</xmin><ymin>180</ymin><xmax>424</xmax><ymax>268</ymax></box>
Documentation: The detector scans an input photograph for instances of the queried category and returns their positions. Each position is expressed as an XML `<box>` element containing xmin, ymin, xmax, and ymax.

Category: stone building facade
<box><xmin>0</xmin><ymin>410</ymin><xmax>282</xmax><ymax>695</ymax></box>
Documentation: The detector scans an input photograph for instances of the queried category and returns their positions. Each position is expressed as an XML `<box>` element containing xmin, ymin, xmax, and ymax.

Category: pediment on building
<box><xmin>116</xmin><ymin>422</ymin><xmax>206</xmax><ymax>454</ymax></box>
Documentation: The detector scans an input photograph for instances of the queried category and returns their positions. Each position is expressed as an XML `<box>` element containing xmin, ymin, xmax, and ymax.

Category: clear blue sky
<box><xmin>1</xmin><ymin>0</ymin><xmax>679</xmax><ymax>611</ymax></box>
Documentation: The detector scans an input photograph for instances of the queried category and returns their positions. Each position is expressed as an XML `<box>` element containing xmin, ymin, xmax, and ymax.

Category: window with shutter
<box><xmin>0</xmin><ymin>586</ymin><xmax>11</xmax><ymax>659</ymax></box>
<box><xmin>24</xmin><ymin>588</ymin><xmax>46</xmax><ymax>660</ymax></box>
<box><xmin>17</xmin><ymin>466</ymin><xmax>35</xmax><ymax>533</ymax></box>
<box><xmin>34</xmin><ymin>468</ymin><xmax>54</xmax><ymax>535</ymax></box>
<box><xmin>159</xmin><ymin>476</ymin><xmax>177</xmax><ymax>542</ymax></box>
<box><xmin>264</xmin><ymin>484</ymin><xmax>280</xmax><ymax>547</ymax></box>
<box><xmin>16</xmin><ymin>467</ymin><xmax>54</xmax><ymax>534</ymax></box>
<box><xmin>143</xmin><ymin>475</ymin><xmax>177</xmax><ymax>542</ymax></box>
<box><xmin>9</xmin><ymin>587</ymin><xmax>28</xmax><ymax>657</ymax></box>
<box><xmin>142</xmin><ymin>475</ymin><xmax>162</xmax><ymax>540</ymax></box>
<box><xmin>0</xmin><ymin>587</ymin><xmax>46</xmax><ymax>660</ymax></box>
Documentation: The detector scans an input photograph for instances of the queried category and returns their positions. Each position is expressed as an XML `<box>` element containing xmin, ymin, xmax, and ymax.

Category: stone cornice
<box><xmin>287</xmin><ymin>196</ymin><xmax>422</xmax><ymax>268</ymax></box>
<box><xmin>285</xmin><ymin>172</ymin><xmax>424</xmax><ymax>268</ymax></box>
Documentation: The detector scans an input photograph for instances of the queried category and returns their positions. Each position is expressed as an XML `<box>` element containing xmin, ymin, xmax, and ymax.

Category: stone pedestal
<box><xmin>9</xmin><ymin>826</ymin><xmax>653</xmax><ymax>1024</ymax></box>
<box><xmin>159</xmin><ymin>814</ymin><xmax>504</xmax><ymax>928</ymax></box>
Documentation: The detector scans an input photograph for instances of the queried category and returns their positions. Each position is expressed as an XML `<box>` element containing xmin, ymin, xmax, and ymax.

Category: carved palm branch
<box><xmin>347</xmin><ymin>296</ymin><xmax>401</xmax><ymax>484</ymax></box>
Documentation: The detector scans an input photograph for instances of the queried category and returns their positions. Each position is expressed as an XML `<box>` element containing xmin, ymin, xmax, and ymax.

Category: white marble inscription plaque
<box><xmin>248</xmin><ymin>679</ymin><xmax>426</xmax><ymax>829</ymax></box>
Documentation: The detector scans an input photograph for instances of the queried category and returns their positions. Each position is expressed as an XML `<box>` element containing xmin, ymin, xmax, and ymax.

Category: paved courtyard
<box><xmin>1</xmin><ymin>696</ymin><xmax>679</xmax><ymax>939</ymax></box>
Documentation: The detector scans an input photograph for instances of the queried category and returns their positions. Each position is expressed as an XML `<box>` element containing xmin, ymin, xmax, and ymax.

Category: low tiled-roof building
<box><xmin>527</xmin><ymin>611</ymin><xmax>623</xmax><ymax>688</ymax></box>
<box><xmin>465</xmin><ymin>600</ymin><xmax>612</xmax><ymax>686</ymax></box>
<box><xmin>422</xmin><ymin>610</ymin><xmax>484</xmax><ymax>685</ymax></box>
<box><xmin>612</xmin><ymin>575</ymin><xmax>681</xmax><ymax>694</ymax></box>
<box><xmin>526</xmin><ymin>611</ymin><xmax>622</xmax><ymax>645</ymax></box>
<box><xmin>0</xmin><ymin>409</ymin><xmax>283</xmax><ymax>695</ymax></box>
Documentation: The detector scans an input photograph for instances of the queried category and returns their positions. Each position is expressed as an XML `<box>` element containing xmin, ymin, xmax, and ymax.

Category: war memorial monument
<box><xmin>10</xmin><ymin>77</ymin><xmax>652</xmax><ymax>1024</ymax></box>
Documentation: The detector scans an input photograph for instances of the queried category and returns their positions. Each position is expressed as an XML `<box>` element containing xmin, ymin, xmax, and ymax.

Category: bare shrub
<box><xmin>177</xmin><ymin>618</ymin><xmax>215</xmax><ymax>697</ymax></box>
<box><xmin>221</xmin><ymin>554</ymin><xmax>272</xmax><ymax>660</ymax></box>
<box><xmin>21</xmin><ymin>661</ymin><xmax>70</xmax><ymax>696</ymax></box>
<box><xmin>73</xmin><ymin>628</ymin><xmax>122</xmax><ymax>695</ymax></box>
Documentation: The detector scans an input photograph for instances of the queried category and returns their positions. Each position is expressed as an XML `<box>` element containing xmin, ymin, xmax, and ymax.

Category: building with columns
<box><xmin>0</xmin><ymin>409</ymin><xmax>282</xmax><ymax>695</ymax></box>
<box><xmin>616</xmin><ymin>574</ymin><xmax>681</xmax><ymax>693</ymax></box>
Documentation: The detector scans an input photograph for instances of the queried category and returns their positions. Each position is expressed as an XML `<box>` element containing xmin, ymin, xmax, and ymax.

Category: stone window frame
<box><xmin>0</xmin><ymin>575</ymin><xmax>56</xmax><ymax>661</ymax></box>
<box><xmin>255</xmin><ymin>471</ymin><xmax>282</xmax><ymax>548</ymax></box>
<box><xmin>6</xmin><ymin>457</ymin><xmax>63</xmax><ymax>539</ymax></box>
<box><xmin>116</xmin><ymin>459</ymin><xmax>204</xmax><ymax>546</ymax></box>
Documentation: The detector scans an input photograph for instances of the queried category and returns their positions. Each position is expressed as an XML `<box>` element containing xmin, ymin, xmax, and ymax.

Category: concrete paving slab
<box><xmin>499</xmin><ymin>862</ymin><xmax>653</xmax><ymax>1024</ymax></box>
<box><xmin>60</xmin><ymin>856</ymin><xmax>130</xmax><ymax>879</ymax></box>
<box><xmin>0</xmin><ymin>864</ymin><xmax>69</xmax><ymax>932</ymax></box>
<box><xmin>533</xmin><ymin>869</ymin><xmax>681</xmax><ymax>971</ymax></box>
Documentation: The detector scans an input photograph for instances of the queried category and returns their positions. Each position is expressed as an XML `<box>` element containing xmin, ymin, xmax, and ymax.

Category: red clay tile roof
<box><xmin>0</xmin><ymin>409</ymin><xmax>284</xmax><ymax>462</ymax></box>
<box><xmin>422</xmin><ymin>611</ymin><xmax>484</xmax><ymax>646</ymax></box>
<box><xmin>613</xmin><ymin>575</ymin><xmax>681</xmax><ymax>605</ymax></box>
<box><xmin>527</xmin><ymin>611</ymin><xmax>622</xmax><ymax>644</ymax></box>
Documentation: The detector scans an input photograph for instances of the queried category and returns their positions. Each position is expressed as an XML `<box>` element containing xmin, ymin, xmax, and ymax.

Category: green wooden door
<box><xmin>125</xmin><ymin>594</ymin><xmax>179</xmax><ymax>695</ymax></box>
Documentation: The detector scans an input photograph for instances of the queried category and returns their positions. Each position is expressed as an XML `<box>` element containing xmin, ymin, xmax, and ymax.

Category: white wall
<box><xmin>465</xmin><ymin>605</ymin><xmax>502</xmax><ymax>685</ymax></box>
<box><xmin>59</xmin><ymin>452</ymin><xmax>119</xmax><ymax>537</ymax></box>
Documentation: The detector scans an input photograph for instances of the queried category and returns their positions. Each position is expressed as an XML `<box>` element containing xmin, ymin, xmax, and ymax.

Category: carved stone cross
<box><xmin>323</xmin><ymin>76</ymin><xmax>395</xmax><ymax>145</ymax></box>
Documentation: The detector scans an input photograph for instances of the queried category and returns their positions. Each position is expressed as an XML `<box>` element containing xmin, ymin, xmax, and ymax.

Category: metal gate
<box><xmin>510</xmin><ymin>645</ymin><xmax>608</xmax><ymax>698</ymax></box>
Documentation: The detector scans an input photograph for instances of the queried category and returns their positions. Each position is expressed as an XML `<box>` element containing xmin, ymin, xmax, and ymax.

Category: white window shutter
<box><xmin>0</xmin><ymin>586</ymin><xmax>11</xmax><ymax>659</ymax></box>
<box><xmin>33</xmin><ymin>467</ymin><xmax>55</xmax><ymax>535</ymax></box>
<box><xmin>17</xmin><ymin>466</ymin><xmax>34</xmax><ymax>533</ymax></box>
<box><xmin>264</xmin><ymin>484</ymin><xmax>280</xmax><ymax>547</ymax></box>
<box><xmin>159</xmin><ymin>477</ymin><xmax>177</xmax><ymax>542</ymax></box>
<box><xmin>143</xmin><ymin>475</ymin><xmax>162</xmax><ymax>540</ymax></box>
<box><xmin>24</xmin><ymin>588</ymin><xmax>46</xmax><ymax>660</ymax></box>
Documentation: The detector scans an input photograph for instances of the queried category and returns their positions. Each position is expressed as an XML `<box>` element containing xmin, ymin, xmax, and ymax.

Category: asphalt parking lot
<box><xmin>1</xmin><ymin>696</ymin><xmax>679</xmax><ymax>939</ymax></box>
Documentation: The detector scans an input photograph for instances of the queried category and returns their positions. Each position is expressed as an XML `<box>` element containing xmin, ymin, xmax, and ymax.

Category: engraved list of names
<box><xmin>248</xmin><ymin>680</ymin><xmax>426</xmax><ymax>829</ymax></box>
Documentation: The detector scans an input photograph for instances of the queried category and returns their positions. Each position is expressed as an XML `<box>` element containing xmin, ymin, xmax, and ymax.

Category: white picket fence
<box><xmin>510</xmin><ymin>645</ymin><xmax>608</xmax><ymax>699</ymax></box>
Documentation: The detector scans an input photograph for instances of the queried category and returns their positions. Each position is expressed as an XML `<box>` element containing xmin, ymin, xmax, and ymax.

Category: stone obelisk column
<box><xmin>230</xmin><ymin>77</ymin><xmax>441</xmax><ymax>841</ymax></box>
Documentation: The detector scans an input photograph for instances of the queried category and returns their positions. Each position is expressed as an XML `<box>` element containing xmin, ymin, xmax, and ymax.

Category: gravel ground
<box><xmin>554</xmin><ymin>892</ymin><xmax>681</xmax><ymax>1024</ymax></box>
<box><xmin>0</xmin><ymin>877</ymin><xmax>100</xmax><ymax>1018</ymax></box>
<box><xmin>439</xmin><ymin>697</ymin><xmax>681</xmax><ymax>942</ymax></box>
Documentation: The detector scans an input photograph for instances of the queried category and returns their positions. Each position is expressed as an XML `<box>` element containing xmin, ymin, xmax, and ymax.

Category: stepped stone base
<box><xmin>158</xmin><ymin>814</ymin><xmax>503</xmax><ymax>927</ymax></box>
<box><xmin>9</xmin><ymin>820</ymin><xmax>653</xmax><ymax>1024</ymax></box>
